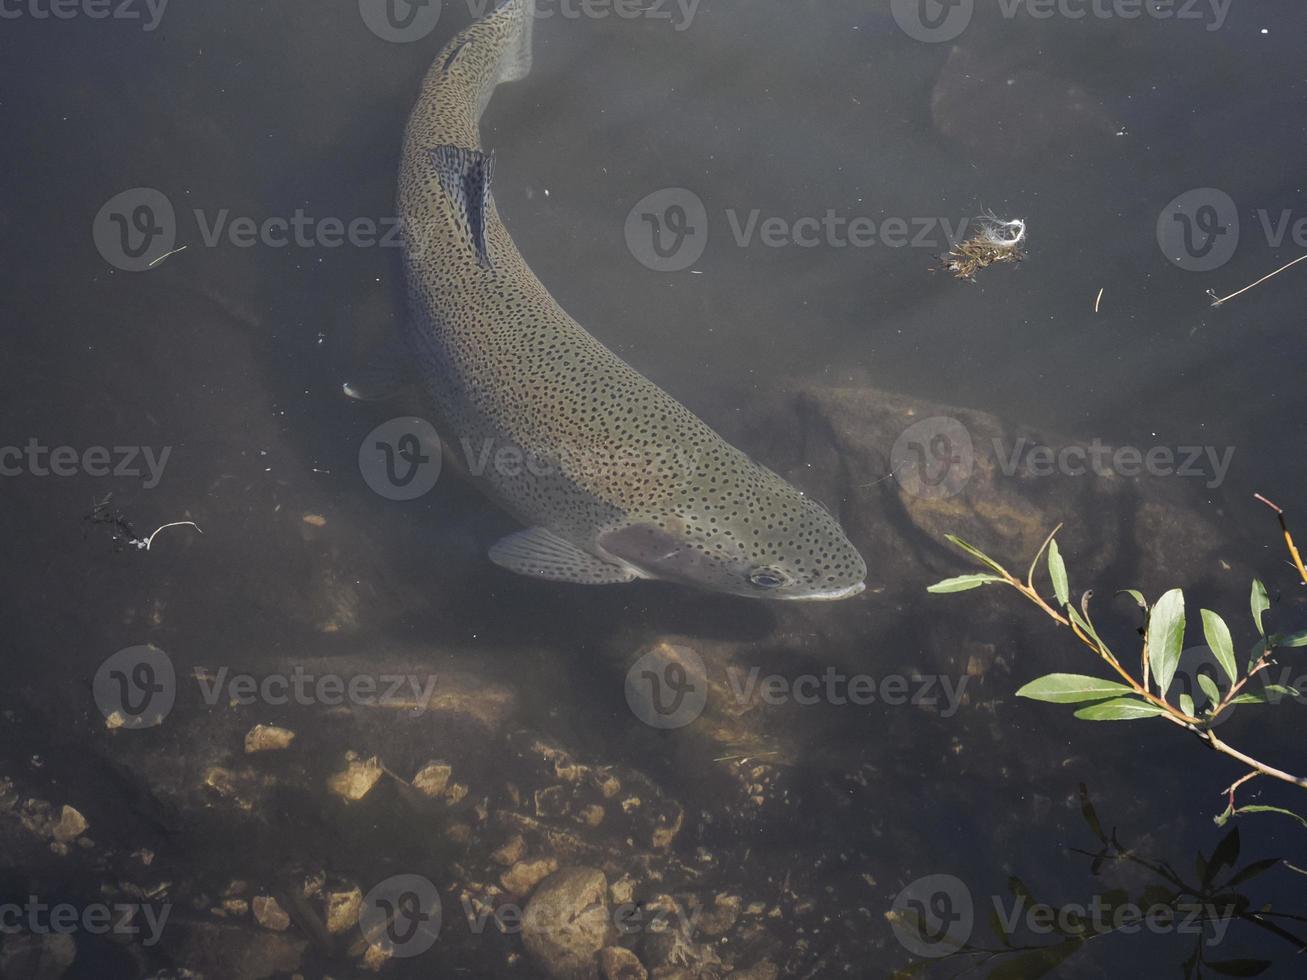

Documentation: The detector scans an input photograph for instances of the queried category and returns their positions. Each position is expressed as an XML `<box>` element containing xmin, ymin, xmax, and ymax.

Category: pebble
<box><xmin>244</xmin><ymin>724</ymin><xmax>296</xmax><ymax>754</ymax></box>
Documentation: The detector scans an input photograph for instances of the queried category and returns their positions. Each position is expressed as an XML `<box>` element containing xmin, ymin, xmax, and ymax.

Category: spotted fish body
<box><xmin>396</xmin><ymin>0</ymin><xmax>866</xmax><ymax>599</ymax></box>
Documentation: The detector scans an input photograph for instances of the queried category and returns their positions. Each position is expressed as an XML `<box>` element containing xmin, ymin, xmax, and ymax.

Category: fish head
<box><xmin>600</xmin><ymin>475</ymin><xmax>867</xmax><ymax>601</ymax></box>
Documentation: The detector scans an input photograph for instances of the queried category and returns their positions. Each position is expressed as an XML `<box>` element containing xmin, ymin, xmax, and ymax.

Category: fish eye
<box><xmin>748</xmin><ymin>567</ymin><xmax>789</xmax><ymax>590</ymax></box>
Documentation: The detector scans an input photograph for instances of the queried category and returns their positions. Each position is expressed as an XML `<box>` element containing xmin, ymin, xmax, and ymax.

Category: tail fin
<box><xmin>465</xmin><ymin>0</ymin><xmax>536</xmax><ymax>117</ymax></box>
<box><xmin>495</xmin><ymin>0</ymin><xmax>534</xmax><ymax>86</ymax></box>
<box><xmin>410</xmin><ymin>0</ymin><xmax>536</xmax><ymax>149</ymax></box>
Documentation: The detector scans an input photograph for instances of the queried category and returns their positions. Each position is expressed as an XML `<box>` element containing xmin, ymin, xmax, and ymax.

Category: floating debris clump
<box><xmin>937</xmin><ymin>214</ymin><xmax>1027</xmax><ymax>282</ymax></box>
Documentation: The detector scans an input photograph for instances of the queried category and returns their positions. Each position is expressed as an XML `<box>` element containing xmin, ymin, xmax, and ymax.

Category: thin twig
<box><xmin>1208</xmin><ymin>253</ymin><xmax>1307</xmax><ymax>307</ymax></box>
<box><xmin>136</xmin><ymin>521</ymin><xmax>204</xmax><ymax>551</ymax></box>
<box><xmin>147</xmin><ymin>244</ymin><xmax>188</xmax><ymax>268</ymax></box>
<box><xmin>1255</xmin><ymin>492</ymin><xmax>1307</xmax><ymax>585</ymax></box>
<box><xmin>1223</xmin><ymin>771</ymin><xmax>1261</xmax><ymax>811</ymax></box>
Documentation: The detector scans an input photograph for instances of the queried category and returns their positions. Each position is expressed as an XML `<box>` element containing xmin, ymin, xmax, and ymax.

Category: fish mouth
<box><xmin>778</xmin><ymin>581</ymin><xmax>866</xmax><ymax>601</ymax></box>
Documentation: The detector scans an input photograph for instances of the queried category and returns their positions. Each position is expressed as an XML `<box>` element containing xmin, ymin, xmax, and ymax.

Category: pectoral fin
<box><xmin>489</xmin><ymin>527</ymin><xmax>637</xmax><ymax>584</ymax></box>
<box><xmin>428</xmin><ymin>145</ymin><xmax>495</xmax><ymax>269</ymax></box>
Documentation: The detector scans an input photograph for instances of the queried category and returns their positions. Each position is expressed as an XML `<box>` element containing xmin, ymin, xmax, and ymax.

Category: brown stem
<box><xmin>1004</xmin><ymin>573</ymin><xmax>1202</xmax><ymax>722</ymax></box>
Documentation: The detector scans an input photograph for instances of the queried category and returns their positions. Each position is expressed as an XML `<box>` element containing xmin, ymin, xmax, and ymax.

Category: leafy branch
<box><xmin>927</xmin><ymin>501</ymin><xmax>1307</xmax><ymax>818</ymax></box>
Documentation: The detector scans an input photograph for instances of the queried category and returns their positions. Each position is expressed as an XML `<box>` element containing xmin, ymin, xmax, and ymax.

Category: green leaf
<box><xmin>1206</xmin><ymin>959</ymin><xmax>1271</xmax><ymax>977</ymax></box>
<box><xmin>1048</xmin><ymin>538</ymin><xmax>1069</xmax><ymax>607</ymax></box>
<box><xmin>1269</xmin><ymin>629</ymin><xmax>1307</xmax><ymax>648</ymax></box>
<box><xmin>944</xmin><ymin>534</ymin><xmax>1008</xmax><ymax>576</ymax></box>
<box><xmin>1073</xmin><ymin>698</ymin><xmax>1169</xmax><ymax>721</ymax></box>
<box><xmin>1016</xmin><ymin>674</ymin><xmax>1135</xmax><ymax>704</ymax></box>
<box><xmin>1251</xmin><ymin>579</ymin><xmax>1270</xmax><ymax>636</ymax></box>
<box><xmin>1197</xmin><ymin>673</ymin><xmax>1221</xmax><ymax>707</ymax></box>
<box><xmin>1148</xmin><ymin>589</ymin><xmax>1186</xmax><ymax>695</ymax></box>
<box><xmin>1248</xmin><ymin>636</ymin><xmax>1267</xmax><ymax>673</ymax></box>
<box><xmin>1068</xmin><ymin>606</ymin><xmax>1108</xmax><ymax>655</ymax></box>
<box><xmin>1228</xmin><ymin>691</ymin><xmax>1269</xmax><ymax>706</ymax></box>
<box><xmin>1179</xmin><ymin>693</ymin><xmax>1195</xmax><ymax>717</ymax></box>
<box><xmin>1225</xmin><ymin>857</ymin><xmax>1281</xmax><ymax>888</ymax></box>
<box><xmin>985</xmin><ymin>940</ymin><xmax>1083</xmax><ymax>980</ymax></box>
<box><xmin>1235</xmin><ymin>805</ymin><xmax>1307</xmax><ymax>830</ymax></box>
<box><xmin>927</xmin><ymin>574</ymin><xmax>1005</xmax><ymax>593</ymax></box>
<box><xmin>1201</xmin><ymin>609</ymin><xmax>1238</xmax><ymax>686</ymax></box>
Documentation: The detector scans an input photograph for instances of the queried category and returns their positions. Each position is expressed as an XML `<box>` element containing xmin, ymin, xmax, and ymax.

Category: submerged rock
<box><xmin>243</xmin><ymin>724</ymin><xmax>295</xmax><ymax>754</ymax></box>
<box><xmin>522</xmin><ymin>867</ymin><xmax>611</xmax><ymax>979</ymax></box>
<box><xmin>748</xmin><ymin>373</ymin><xmax>1237</xmax><ymax>600</ymax></box>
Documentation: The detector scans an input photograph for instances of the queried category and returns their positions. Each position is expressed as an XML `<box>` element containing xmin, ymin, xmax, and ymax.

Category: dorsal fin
<box><xmin>428</xmin><ymin>145</ymin><xmax>496</xmax><ymax>269</ymax></box>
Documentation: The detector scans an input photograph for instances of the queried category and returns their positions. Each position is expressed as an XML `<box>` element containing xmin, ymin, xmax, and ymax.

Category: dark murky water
<box><xmin>3</xmin><ymin>1</ymin><xmax>1307</xmax><ymax>977</ymax></box>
